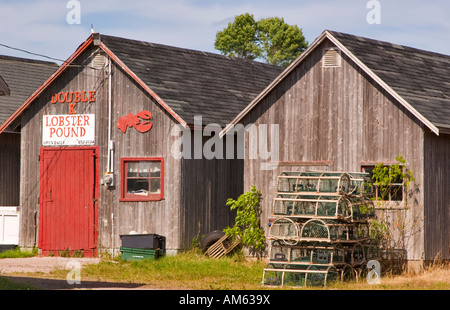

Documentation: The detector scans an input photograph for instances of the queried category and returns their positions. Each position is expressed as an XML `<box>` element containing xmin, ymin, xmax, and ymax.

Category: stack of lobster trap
<box><xmin>262</xmin><ymin>171</ymin><xmax>380</xmax><ymax>287</ymax></box>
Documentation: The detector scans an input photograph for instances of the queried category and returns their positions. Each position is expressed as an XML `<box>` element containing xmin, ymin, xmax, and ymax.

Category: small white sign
<box><xmin>43</xmin><ymin>114</ymin><xmax>95</xmax><ymax>146</ymax></box>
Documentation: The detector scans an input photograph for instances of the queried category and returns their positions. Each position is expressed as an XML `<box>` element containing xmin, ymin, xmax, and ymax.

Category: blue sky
<box><xmin>1</xmin><ymin>0</ymin><xmax>449</xmax><ymax>64</ymax></box>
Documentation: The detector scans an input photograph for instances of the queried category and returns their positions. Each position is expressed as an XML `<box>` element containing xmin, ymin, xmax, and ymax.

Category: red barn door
<box><xmin>39</xmin><ymin>147</ymin><xmax>98</xmax><ymax>257</ymax></box>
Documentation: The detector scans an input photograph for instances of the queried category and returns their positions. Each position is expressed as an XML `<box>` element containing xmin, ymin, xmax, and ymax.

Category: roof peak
<box><xmin>325</xmin><ymin>29</ymin><xmax>450</xmax><ymax>59</ymax></box>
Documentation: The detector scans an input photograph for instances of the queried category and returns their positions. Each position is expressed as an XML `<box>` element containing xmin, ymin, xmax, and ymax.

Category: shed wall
<box><xmin>18</xmin><ymin>46</ymin><xmax>184</xmax><ymax>252</ymax></box>
<box><xmin>18</xmin><ymin>45</ymin><xmax>241</xmax><ymax>253</ymax></box>
<box><xmin>241</xmin><ymin>39</ymin><xmax>426</xmax><ymax>260</ymax></box>
<box><xmin>424</xmin><ymin>132</ymin><xmax>450</xmax><ymax>260</ymax></box>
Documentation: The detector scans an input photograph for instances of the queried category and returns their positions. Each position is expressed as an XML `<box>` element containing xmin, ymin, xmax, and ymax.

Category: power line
<box><xmin>0</xmin><ymin>42</ymin><xmax>66</xmax><ymax>64</ymax></box>
<box><xmin>0</xmin><ymin>42</ymin><xmax>105</xmax><ymax>70</ymax></box>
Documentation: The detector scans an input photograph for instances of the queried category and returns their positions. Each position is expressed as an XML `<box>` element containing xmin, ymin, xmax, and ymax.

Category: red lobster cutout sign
<box><xmin>117</xmin><ymin>110</ymin><xmax>153</xmax><ymax>133</ymax></box>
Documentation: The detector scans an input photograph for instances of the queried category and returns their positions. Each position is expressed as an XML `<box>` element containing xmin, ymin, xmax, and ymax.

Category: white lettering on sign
<box><xmin>43</xmin><ymin>114</ymin><xmax>95</xmax><ymax>146</ymax></box>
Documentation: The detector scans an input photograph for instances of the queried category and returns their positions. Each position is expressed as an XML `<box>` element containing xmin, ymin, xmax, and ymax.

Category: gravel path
<box><xmin>0</xmin><ymin>257</ymin><xmax>159</xmax><ymax>290</ymax></box>
<box><xmin>0</xmin><ymin>257</ymin><xmax>101</xmax><ymax>274</ymax></box>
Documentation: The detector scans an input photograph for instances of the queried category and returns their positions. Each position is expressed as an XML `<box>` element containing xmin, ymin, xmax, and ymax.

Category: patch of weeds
<box><xmin>0</xmin><ymin>247</ymin><xmax>37</xmax><ymax>259</ymax></box>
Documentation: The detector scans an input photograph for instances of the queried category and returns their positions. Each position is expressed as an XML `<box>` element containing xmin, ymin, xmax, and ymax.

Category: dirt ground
<box><xmin>0</xmin><ymin>257</ymin><xmax>165</xmax><ymax>290</ymax></box>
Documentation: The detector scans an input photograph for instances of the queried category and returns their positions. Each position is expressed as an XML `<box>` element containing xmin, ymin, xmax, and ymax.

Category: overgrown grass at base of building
<box><xmin>0</xmin><ymin>247</ymin><xmax>37</xmax><ymax>259</ymax></box>
<box><xmin>50</xmin><ymin>249</ymin><xmax>450</xmax><ymax>290</ymax></box>
<box><xmin>2</xmin><ymin>246</ymin><xmax>449</xmax><ymax>290</ymax></box>
<box><xmin>77</xmin><ymin>249</ymin><xmax>267</xmax><ymax>290</ymax></box>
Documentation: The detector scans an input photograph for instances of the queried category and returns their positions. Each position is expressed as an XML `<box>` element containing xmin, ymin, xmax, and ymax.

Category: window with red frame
<box><xmin>121</xmin><ymin>158</ymin><xmax>164</xmax><ymax>201</ymax></box>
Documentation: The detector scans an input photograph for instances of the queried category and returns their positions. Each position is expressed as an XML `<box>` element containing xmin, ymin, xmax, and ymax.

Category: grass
<box><xmin>51</xmin><ymin>248</ymin><xmax>267</xmax><ymax>290</ymax></box>
<box><xmin>1</xmin><ymin>246</ymin><xmax>449</xmax><ymax>290</ymax></box>
<box><xmin>0</xmin><ymin>277</ymin><xmax>39</xmax><ymax>290</ymax></box>
<box><xmin>48</xmin><ymin>249</ymin><xmax>450</xmax><ymax>290</ymax></box>
<box><xmin>0</xmin><ymin>247</ymin><xmax>40</xmax><ymax>289</ymax></box>
<box><xmin>0</xmin><ymin>247</ymin><xmax>37</xmax><ymax>259</ymax></box>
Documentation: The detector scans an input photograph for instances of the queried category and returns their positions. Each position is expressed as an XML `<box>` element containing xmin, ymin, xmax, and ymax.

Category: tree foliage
<box><xmin>258</xmin><ymin>17</ymin><xmax>308</xmax><ymax>67</ymax></box>
<box><xmin>224</xmin><ymin>186</ymin><xmax>265</xmax><ymax>256</ymax></box>
<box><xmin>215</xmin><ymin>13</ymin><xmax>308</xmax><ymax>67</ymax></box>
<box><xmin>214</xmin><ymin>13</ymin><xmax>260</xmax><ymax>60</ymax></box>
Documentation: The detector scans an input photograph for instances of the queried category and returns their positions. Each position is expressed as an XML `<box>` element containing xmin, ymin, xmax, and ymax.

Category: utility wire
<box><xmin>0</xmin><ymin>42</ymin><xmax>66</xmax><ymax>64</ymax></box>
<box><xmin>0</xmin><ymin>42</ymin><xmax>104</xmax><ymax>70</ymax></box>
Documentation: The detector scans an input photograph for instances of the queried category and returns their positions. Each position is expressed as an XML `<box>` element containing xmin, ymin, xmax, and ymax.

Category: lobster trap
<box><xmin>269</xmin><ymin>241</ymin><xmax>346</xmax><ymax>265</ymax></box>
<box><xmin>262</xmin><ymin>170</ymin><xmax>380</xmax><ymax>287</ymax></box>
<box><xmin>364</xmin><ymin>239</ymin><xmax>381</xmax><ymax>261</ymax></box>
<box><xmin>277</xmin><ymin>171</ymin><xmax>374</xmax><ymax>196</ymax></box>
<box><xmin>277</xmin><ymin>171</ymin><xmax>352</xmax><ymax>194</ymax></box>
<box><xmin>269</xmin><ymin>240</ymin><xmax>368</xmax><ymax>267</ymax></box>
<box><xmin>268</xmin><ymin>217</ymin><xmax>299</xmax><ymax>245</ymax></box>
<box><xmin>348</xmin><ymin>172</ymin><xmax>375</xmax><ymax>196</ymax></box>
<box><xmin>272</xmin><ymin>193</ymin><xmax>374</xmax><ymax>221</ymax></box>
<box><xmin>263</xmin><ymin>263</ymin><xmax>339</xmax><ymax>287</ymax></box>
<box><xmin>268</xmin><ymin>217</ymin><xmax>370</xmax><ymax>244</ymax></box>
<box><xmin>300</xmin><ymin>219</ymin><xmax>370</xmax><ymax>243</ymax></box>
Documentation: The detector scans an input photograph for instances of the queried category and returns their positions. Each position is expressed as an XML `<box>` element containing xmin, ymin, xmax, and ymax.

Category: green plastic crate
<box><xmin>120</xmin><ymin>247</ymin><xmax>163</xmax><ymax>261</ymax></box>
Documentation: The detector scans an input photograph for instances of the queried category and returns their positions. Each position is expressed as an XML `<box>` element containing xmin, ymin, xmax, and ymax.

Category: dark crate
<box><xmin>0</xmin><ymin>244</ymin><xmax>17</xmax><ymax>253</ymax></box>
<box><xmin>120</xmin><ymin>247</ymin><xmax>163</xmax><ymax>261</ymax></box>
<box><xmin>120</xmin><ymin>233</ymin><xmax>166</xmax><ymax>250</ymax></box>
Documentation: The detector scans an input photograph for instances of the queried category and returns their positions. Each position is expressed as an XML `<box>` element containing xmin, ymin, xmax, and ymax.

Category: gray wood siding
<box><xmin>241</xmin><ymin>39</ymin><xmax>426</xmax><ymax>260</ymax></box>
<box><xmin>0</xmin><ymin>133</ymin><xmax>20</xmax><ymax>206</ymax></box>
<box><xmin>179</xmin><ymin>134</ymin><xmax>243</xmax><ymax>248</ymax></box>
<box><xmin>105</xmin><ymin>61</ymin><xmax>182</xmax><ymax>252</ymax></box>
<box><xmin>19</xmin><ymin>47</ymin><xmax>184</xmax><ymax>251</ymax></box>
<box><xmin>19</xmin><ymin>46</ymin><xmax>108</xmax><ymax>248</ymax></box>
<box><xmin>424</xmin><ymin>132</ymin><xmax>450</xmax><ymax>260</ymax></box>
<box><xmin>18</xmin><ymin>45</ymin><xmax>243</xmax><ymax>253</ymax></box>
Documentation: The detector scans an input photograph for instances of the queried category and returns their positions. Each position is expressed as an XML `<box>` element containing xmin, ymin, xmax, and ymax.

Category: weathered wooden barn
<box><xmin>0</xmin><ymin>33</ymin><xmax>282</xmax><ymax>256</ymax></box>
<box><xmin>0</xmin><ymin>56</ymin><xmax>58</xmax><ymax>248</ymax></box>
<box><xmin>223</xmin><ymin>30</ymin><xmax>450</xmax><ymax>267</ymax></box>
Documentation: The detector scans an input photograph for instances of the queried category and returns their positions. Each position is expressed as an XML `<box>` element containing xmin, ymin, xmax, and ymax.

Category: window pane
<box><xmin>150</xmin><ymin>179</ymin><xmax>161</xmax><ymax>194</ymax></box>
<box><xmin>127</xmin><ymin>179</ymin><xmax>149</xmax><ymax>195</ymax></box>
<box><xmin>127</xmin><ymin>162</ymin><xmax>138</xmax><ymax>177</ymax></box>
<box><xmin>139</xmin><ymin>161</ymin><xmax>150</xmax><ymax>177</ymax></box>
<box><xmin>150</xmin><ymin>162</ymin><xmax>161</xmax><ymax>178</ymax></box>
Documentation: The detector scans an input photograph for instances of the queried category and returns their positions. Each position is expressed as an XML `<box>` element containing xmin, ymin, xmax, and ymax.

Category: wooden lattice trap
<box><xmin>268</xmin><ymin>217</ymin><xmax>370</xmax><ymax>243</ymax></box>
<box><xmin>272</xmin><ymin>193</ymin><xmax>375</xmax><ymax>221</ymax></box>
<box><xmin>262</xmin><ymin>170</ymin><xmax>380</xmax><ymax>287</ymax></box>
<box><xmin>268</xmin><ymin>240</ymin><xmax>367</xmax><ymax>267</ymax></box>
<box><xmin>205</xmin><ymin>234</ymin><xmax>240</xmax><ymax>258</ymax></box>
<box><xmin>262</xmin><ymin>263</ymin><xmax>339</xmax><ymax>287</ymax></box>
<box><xmin>276</xmin><ymin>171</ymin><xmax>374</xmax><ymax>196</ymax></box>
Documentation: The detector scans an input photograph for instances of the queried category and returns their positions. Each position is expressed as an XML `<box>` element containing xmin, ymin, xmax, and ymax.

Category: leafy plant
<box><xmin>59</xmin><ymin>248</ymin><xmax>71</xmax><ymax>257</ymax></box>
<box><xmin>371</xmin><ymin>155</ymin><xmax>414</xmax><ymax>202</ymax></box>
<box><xmin>73</xmin><ymin>250</ymin><xmax>84</xmax><ymax>258</ymax></box>
<box><xmin>368</xmin><ymin>156</ymin><xmax>417</xmax><ymax>268</ymax></box>
<box><xmin>224</xmin><ymin>186</ymin><xmax>266</xmax><ymax>257</ymax></box>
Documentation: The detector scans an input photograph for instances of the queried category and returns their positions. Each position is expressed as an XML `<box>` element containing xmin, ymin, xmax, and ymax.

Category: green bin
<box><xmin>120</xmin><ymin>246</ymin><xmax>163</xmax><ymax>261</ymax></box>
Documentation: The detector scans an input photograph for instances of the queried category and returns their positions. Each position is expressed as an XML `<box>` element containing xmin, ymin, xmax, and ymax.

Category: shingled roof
<box><xmin>328</xmin><ymin>30</ymin><xmax>450</xmax><ymax>132</ymax></box>
<box><xmin>224</xmin><ymin>30</ymin><xmax>450</xmax><ymax>136</ymax></box>
<box><xmin>0</xmin><ymin>75</ymin><xmax>9</xmax><ymax>96</ymax></box>
<box><xmin>0</xmin><ymin>55</ymin><xmax>58</xmax><ymax>127</ymax></box>
<box><xmin>100</xmin><ymin>35</ymin><xmax>283</xmax><ymax>126</ymax></box>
